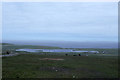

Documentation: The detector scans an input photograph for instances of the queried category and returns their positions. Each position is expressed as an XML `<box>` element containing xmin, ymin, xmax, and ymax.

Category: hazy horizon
<box><xmin>2</xmin><ymin>40</ymin><xmax>118</xmax><ymax>48</ymax></box>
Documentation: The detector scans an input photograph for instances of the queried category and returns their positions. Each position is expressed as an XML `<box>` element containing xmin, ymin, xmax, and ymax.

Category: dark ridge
<box><xmin>0</xmin><ymin>43</ymin><xmax>14</xmax><ymax>45</ymax></box>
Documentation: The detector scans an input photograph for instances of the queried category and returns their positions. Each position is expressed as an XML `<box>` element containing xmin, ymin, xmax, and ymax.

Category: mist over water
<box><xmin>3</xmin><ymin>40</ymin><xmax>118</xmax><ymax>49</ymax></box>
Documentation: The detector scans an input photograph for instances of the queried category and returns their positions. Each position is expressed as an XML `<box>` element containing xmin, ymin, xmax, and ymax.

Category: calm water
<box><xmin>16</xmin><ymin>49</ymin><xmax>99</xmax><ymax>53</ymax></box>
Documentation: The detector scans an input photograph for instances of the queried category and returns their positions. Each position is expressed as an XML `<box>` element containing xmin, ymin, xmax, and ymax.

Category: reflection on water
<box><xmin>16</xmin><ymin>49</ymin><xmax>99</xmax><ymax>53</ymax></box>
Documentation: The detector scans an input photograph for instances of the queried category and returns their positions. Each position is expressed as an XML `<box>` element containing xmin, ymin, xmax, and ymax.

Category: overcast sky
<box><xmin>2</xmin><ymin>2</ymin><xmax>118</xmax><ymax>42</ymax></box>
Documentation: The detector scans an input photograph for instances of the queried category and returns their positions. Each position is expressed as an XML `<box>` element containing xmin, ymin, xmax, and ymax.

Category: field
<box><xmin>1</xmin><ymin>43</ymin><xmax>119</xmax><ymax>78</ymax></box>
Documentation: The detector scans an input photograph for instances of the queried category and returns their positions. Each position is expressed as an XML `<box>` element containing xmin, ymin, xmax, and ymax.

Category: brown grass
<box><xmin>39</xmin><ymin>58</ymin><xmax>64</xmax><ymax>61</ymax></box>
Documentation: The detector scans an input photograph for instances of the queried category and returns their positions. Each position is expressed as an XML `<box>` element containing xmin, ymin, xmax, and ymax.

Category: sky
<box><xmin>2</xmin><ymin>2</ymin><xmax>118</xmax><ymax>42</ymax></box>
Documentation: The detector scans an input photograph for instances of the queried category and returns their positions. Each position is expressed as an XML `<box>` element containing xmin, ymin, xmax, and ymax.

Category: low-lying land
<box><xmin>2</xmin><ymin>43</ymin><xmax>119</xmax><ymax>78</ymax></box>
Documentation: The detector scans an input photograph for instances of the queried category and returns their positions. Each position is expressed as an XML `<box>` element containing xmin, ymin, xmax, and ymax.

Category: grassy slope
<box><xmin>2</xmin><ymin>54</ymin><xmax>118</xmax><ymax>78</ymax></box>
<box><xmin>2</xmin><ymin>43</ymin><xmax>119</xmax><ymax>78</ymax></box>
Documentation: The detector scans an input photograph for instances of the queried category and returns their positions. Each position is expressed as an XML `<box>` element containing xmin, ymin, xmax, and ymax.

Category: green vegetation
<box><xmin>2</xmin><ymin>54</ymin><xmax>118</xmax><ymax>78</ymax></box>
<box><xmin>2</xmin><ymin>43</ymin><xmax>119</xmax><ymax>78</ymax></box>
